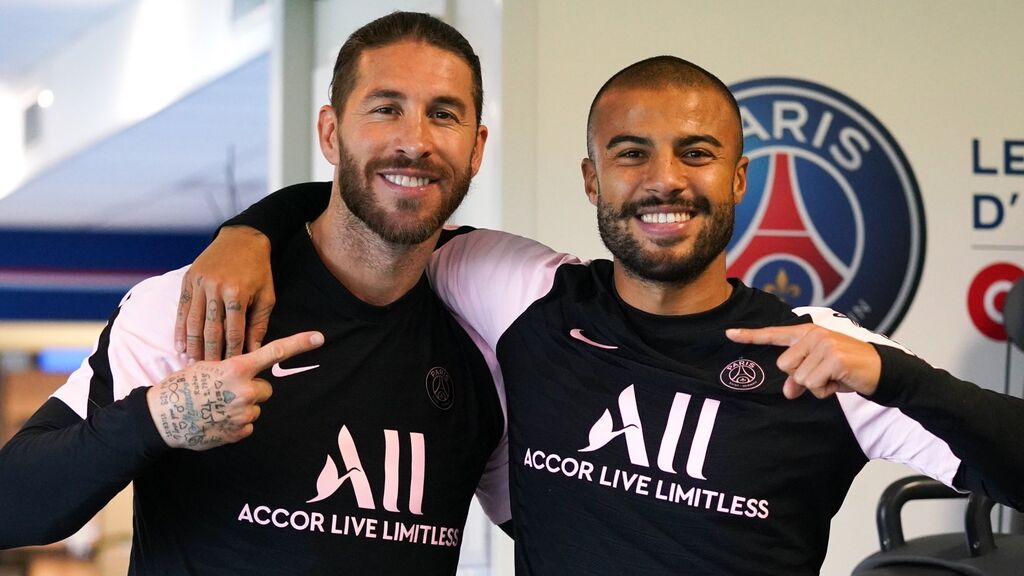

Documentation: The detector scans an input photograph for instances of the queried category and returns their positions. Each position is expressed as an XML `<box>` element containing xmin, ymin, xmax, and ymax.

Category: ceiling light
<box><xmin>37</xmin><ymin>89</ymin><xmax>54</xmax><ymax>109</ymax></box>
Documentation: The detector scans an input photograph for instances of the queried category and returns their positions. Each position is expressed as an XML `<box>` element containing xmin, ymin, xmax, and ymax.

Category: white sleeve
<box><xmin>428</xmin><ymin>229</ymin><xmax>583</xmax><ymax>350</ymax></box>
<box><xmin>794</xmin><ymin>306</ymin><xmax>963</xmax><ymax>488</ymax></box>
<box><xmin>51</xmin><ymin>267</ymin><xmax>189</xmax><ymax>418</ymax></box>
<box><xmin>430</xmin><ymin>230</ymin><xmax>581</xmax><ymax>523</ymax></box>
<box><xmin>459</xmin><ymin>319</ymin><xmax>511</xmax><ymax>525</ymax></box>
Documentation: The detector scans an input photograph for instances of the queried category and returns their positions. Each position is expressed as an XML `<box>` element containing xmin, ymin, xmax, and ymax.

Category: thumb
<box><xmin>236</xmin><ymin>331</ymin><xmax>324</xmax><ymax>376</ymax></box>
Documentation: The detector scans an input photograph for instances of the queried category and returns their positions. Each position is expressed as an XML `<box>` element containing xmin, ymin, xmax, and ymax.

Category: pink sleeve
<box><xmin>428</xmin><ymin>229</ymin><xmax>582</xmax><ymax>350</ymax></box>
<box><xmin>795</xmin><ymin>306</ymin><xmax>962</xmax><ymax>488</ymax></box>
<box><xmin>457</xmin><ymin>318</ymin><xmax>511</xmax><ymax>524</ymax></box>
<box><xmin>429</xmin><ymin>229</ymin><xmax>581</xmax><ymax>524</ymax></box>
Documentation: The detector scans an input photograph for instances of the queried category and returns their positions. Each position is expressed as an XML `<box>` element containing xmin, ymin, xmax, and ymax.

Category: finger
<box><xmin>789</xmin><ymin>338</ymin><xmax>829</xmax><ymax>389</ymax></box>
<box><xmin>807</xmin><ymin>348</ymin><xmax>857</xmax><ymax>397</ymax></box>
<box><xmin>203</xmin><ymin>298</ymin><xmax>224</xmax><ymax>361</ymax></box>
<box><xmin>236</xmin><ymin>423</ymin><xmax>255</xmax><ymax>441</ymax></box>
<box><xmin>725</xmin><ymin>325</ymin><xmax>814</xmax><ymax>347</ymax></box>
<box><xmin>236</xmin><ymin>331</ymin><xmax>325</xmax><ymax>377</ymax></box>
<box><xmin>249</xmin><ymin>378</ymin><xmax>273</xmax><ymax>404</ymax></box>
<box><xmin>245</xmin><ymin>297</ymin><xmax>275</xmax><ymax>353</ymax></box>
<box><xmin>174</xmin><ymin>275</ymin><xmax>194</xmax><ymax>353</ymax></box>
<box><xmin>775</xmin><ymin>332</ymin><xmax>815</xmax><ymax>375</ymax></box>
<box><xmin>809</xmin><ymin>381</ymin><xmax>840</xmax><ymax>400</ymax></box>
<box><xmin>782</xmin><ymin>377</ymin><xmax>807</xmax><ymax>400</ymax></box>
<box><xmin>223</xmin><ymin>295</ymin><xmax>246</xmax><ymax>359</ymax></box>
<box><xmin>185</xmin><ymin>277</ymin><xmax>208</xmax><ymax>362</ymax></box>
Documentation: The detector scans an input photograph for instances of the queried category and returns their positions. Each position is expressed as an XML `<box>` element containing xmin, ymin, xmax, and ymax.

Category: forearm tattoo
<box><xmin>156</xmin><ymin>370</ymin><xmax>236</xmax><ymax>449</ymax></box>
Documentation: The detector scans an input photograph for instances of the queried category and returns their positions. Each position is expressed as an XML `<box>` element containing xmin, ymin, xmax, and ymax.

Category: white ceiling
<box><xmin>0</xmin><ymin>0</ymin><xmax>135</xmax><ymax>80</ymax></box>
<box><xmin>0</xmin><ymin>0</ymin><xmax>269</xmax><ymax>231</ymax></box>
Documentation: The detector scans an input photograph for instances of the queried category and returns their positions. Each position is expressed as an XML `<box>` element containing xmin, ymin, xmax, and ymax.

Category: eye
<box><xmin>430</xmin><ymin>109</ymin><xmax>459</xmax><ymax>122</ymax></box>
<box><xmin>371</xmin><ymin>106</ymin><xmax>399</xmax><ymax>115</ymax></box>
<box><xmin>612</xmin><ymin>149</ymin><xmax>648</xmax><ymax>166</ymax></box>
<box><xmin>681</xmin><ymin>149</ymin><xmax>715</xmax><ymax>164</ymax></box>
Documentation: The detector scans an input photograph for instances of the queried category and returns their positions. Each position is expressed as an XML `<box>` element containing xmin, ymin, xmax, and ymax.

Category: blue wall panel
<box><xmin>0</xmin><ymin>229</ymin><xmax>211</xmax><ymax>320</ymax></box>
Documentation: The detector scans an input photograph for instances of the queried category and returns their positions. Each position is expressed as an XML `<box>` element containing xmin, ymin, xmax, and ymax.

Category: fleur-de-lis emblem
<box><xmin>763</xmin><ymin>268</ymin><xmax>801</xmax><ymax>302</ymax></box>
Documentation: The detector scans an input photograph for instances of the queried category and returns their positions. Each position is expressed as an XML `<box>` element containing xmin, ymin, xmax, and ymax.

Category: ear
<box><xmin>582</xmin><ymin>158</ymin><xmax>599</xmax><ymax>207</ymax></box>
<box><xmin>317</xmin><ymin>105</ymin><xmax>340</xmax><ymax>165</ymax></box>
<box><xmin>469</xmin><ymin>124</ymin><xmax>489</xmax><ymax>177</ymax></box>
<box><xmin>733</xmin><ymin>156</ymin><xmax>749</xmax><ymax>205</ymax></box>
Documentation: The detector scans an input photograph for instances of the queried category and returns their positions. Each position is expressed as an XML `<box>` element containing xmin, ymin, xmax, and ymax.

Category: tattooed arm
<box><xmin>176</xmin><ymin>182</ymin><xmax>330</xmax><ymax>361</ymax></box>
<box><xmin>0</xmin><ymin>268</ymin><xmax>322</xmax><ymax>548</ymax></box>
<box><xmin>145</xmin><ymin>332</ymin><xmax>322</xmax><ymax>450</ymax></box>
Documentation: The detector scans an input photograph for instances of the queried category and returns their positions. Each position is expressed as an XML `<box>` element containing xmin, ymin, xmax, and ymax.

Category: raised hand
<box><xmin>725</xmin><ymin>324</ymin><xmax>882</xmax><ymax>400</ymax></box>
<box><xmin>175</xmin><ymin>226</ymin><xmax>278</xmax><ymax>362</ymax></box>
<box><xmin>148</xmin><ymin>331</ymin><xmax>324</xmax><ymax>450</ymax></box>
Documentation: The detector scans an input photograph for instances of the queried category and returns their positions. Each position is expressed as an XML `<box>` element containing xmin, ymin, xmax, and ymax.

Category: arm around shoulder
<box><xmin>176</xmin><ymin>182</ymin><xmax>331</xmax><ymax>361</ymax></box>
<box><xmin>428</xmin><ymin>229</ymin><xmax>582</xmax><ymax>349</ymax></box>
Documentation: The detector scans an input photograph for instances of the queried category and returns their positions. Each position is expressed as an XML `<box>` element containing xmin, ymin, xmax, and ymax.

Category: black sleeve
<box><xmin>220</xmin><ymin>181</ymin><xmax>331</xmax><ymax>251</ymax></box>
<box><xmin>0</xmin><ymin>389</ymin><xmax>168</xmax><ymax>548</ymax></box>
<box><xmin>868</xmin><ymin>344</ymin><xmax>1024</xmax><ymax>510</ymax></box>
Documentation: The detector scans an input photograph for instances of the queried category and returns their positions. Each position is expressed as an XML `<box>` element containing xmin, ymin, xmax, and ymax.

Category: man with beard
<box><xmin>175</xmin><ymin>56</ymin><xmax>1024</xmax><ymax>574</ymax></box>
<box><xmin>0</xmin><ymin>12</ymin><xmax>509</xmax><ymax>575</ymax></box>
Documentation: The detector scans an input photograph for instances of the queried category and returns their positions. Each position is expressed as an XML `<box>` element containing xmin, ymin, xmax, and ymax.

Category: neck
<box><xmin>612</xmin><ymin>256</ymin><xmax>733</xmax><ymax>316</ymax></box>
<box><xmin>309</xmin><ymin>187</ymin><xmax>438</xmax><ymax>306</ymax></box>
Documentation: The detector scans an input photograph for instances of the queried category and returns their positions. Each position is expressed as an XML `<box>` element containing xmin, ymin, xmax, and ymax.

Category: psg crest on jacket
<box><xmin>729</xmin><ymin>77</ymin><xmax>925</xmax><ymax>334</ymax></box>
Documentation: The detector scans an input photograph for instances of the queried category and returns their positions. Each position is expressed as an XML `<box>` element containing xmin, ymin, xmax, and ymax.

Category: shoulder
<box><xmin>793</xmin><ymin>305</ymin><xmax>908</xmax><ymax>350</ymax></box>
<box><xmin>117</xmin><ymin>266</ymin><xmax>189</xmax><ymax>329</ymax></box>
<box><xmin>726</xmin><ymin>280</ymin><xmax>805</xmax><ymax>325</ymax></box>
<box><xmin>436</xmin><ymin>227</ymin><xmax>581</xmax><ymax>265</ymax></box>
<box><xmin>51</xmin><ymin>267</ymin><xmax>189</xmax><ymax>418</ymax></box>
<box><xmin>277</xmin><ymin>180</ymin><xmax>331</xmax><ymax>195</ymax></box>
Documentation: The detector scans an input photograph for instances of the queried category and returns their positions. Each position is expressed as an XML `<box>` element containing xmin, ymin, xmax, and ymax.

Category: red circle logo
<box><xmin>967</xmin><ymin>263</ymin><xmax>1024</xmax><ymax>341</ymax></box>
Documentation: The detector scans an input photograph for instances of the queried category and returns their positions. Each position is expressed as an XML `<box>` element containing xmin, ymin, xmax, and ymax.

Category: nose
<box><xmin>644</xmin><ymin>153</ymin><xmax>686</xmax><ymax>198</ymax></box>
<box><xmin>393</xmin><ymin>115</ymin><xmax>433</xmax><ymax>160</ymax></box>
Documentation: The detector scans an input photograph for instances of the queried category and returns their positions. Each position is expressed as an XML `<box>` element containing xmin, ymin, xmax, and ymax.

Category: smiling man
<box><xmin>583</xmin><ymin>70</ymin><xmax>747</xmax><ymax>309</ymax></box>
<box><xmin>175</xmin><ymin>56</ymin><xmax>1024</xmax><ymax>574</ymax></box>
<box><xmin>0</xmin><ymin>12</ymin><xmax>509</xmax><ymax>575</ymax></box>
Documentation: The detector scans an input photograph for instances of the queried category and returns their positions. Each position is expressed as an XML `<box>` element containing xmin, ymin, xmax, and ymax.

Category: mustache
<box><xmin>364</xmin><ymin>155</ymin><xmax>447</xmax><ymax>180</ymax></box>
<box><xmin>613</xmin><ymin>194</ymin><xmax>712</xmax><ymax>219</ymax></box>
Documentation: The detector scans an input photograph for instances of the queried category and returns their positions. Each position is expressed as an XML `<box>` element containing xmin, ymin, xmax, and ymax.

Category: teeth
<box><xmin>384</xmin><ymin>174</ymin><xmax>430</xmax><ymax>187</ymax></box>
<box><xmin>639</xmin><ymin>212</ymin><xmax>691</xmax><ymax>224</ymax></box>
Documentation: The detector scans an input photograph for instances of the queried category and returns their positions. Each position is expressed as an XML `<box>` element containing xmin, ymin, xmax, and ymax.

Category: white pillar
<box><xmin>269</xmin><ymin>0</ymin><xmax>315</xmax><ymax>191</ymax></box>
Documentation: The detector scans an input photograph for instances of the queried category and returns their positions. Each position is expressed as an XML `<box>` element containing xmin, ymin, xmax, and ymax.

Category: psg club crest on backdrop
<box><xmin>728</xmin><ymin>78</ymin><xmax>925</xmax><ymax>335</ymax></box>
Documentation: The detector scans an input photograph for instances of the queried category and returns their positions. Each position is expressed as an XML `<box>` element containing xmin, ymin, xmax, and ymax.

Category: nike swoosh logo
<box><xmin>569</xmin><ymin>329</ymin><xmax>618</xmax><ymax>350</ymax></box>
<box><xmin>271</xmin><ymin>362</ymin><xmax>320</xmax><ymax>377</ymax></box>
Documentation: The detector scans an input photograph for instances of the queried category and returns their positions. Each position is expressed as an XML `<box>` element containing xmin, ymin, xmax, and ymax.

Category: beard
<box><xmin>335</xmin><ymin>138</ymin><xmax>474</xmax><ymax>245</ymax></box>
<box><xmin>596</xmin><ymin>189</ymin><xmax>734</xmax><ymax>284</ymax></box>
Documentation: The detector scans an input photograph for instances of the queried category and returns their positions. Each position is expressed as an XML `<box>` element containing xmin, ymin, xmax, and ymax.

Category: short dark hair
<box><xmin>586</xmin><ymin>56</ymin><xmax>742</xmax><ymax>158</ymax></box>
<box><xmin>329</xmin><ymin>11</ymin><xmax>484</xmax><ymax>125</ymax></box>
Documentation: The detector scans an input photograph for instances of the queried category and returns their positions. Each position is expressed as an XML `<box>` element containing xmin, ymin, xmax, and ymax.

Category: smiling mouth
<box><xmin>382</xmin><ymin>174</ymin><xmax>433</xmax><ymax>187</ymax></box>
<box><xmin>638</xmin><ymin>212</ymin><xmax>693</xmax><ymax>224</ymax></box>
